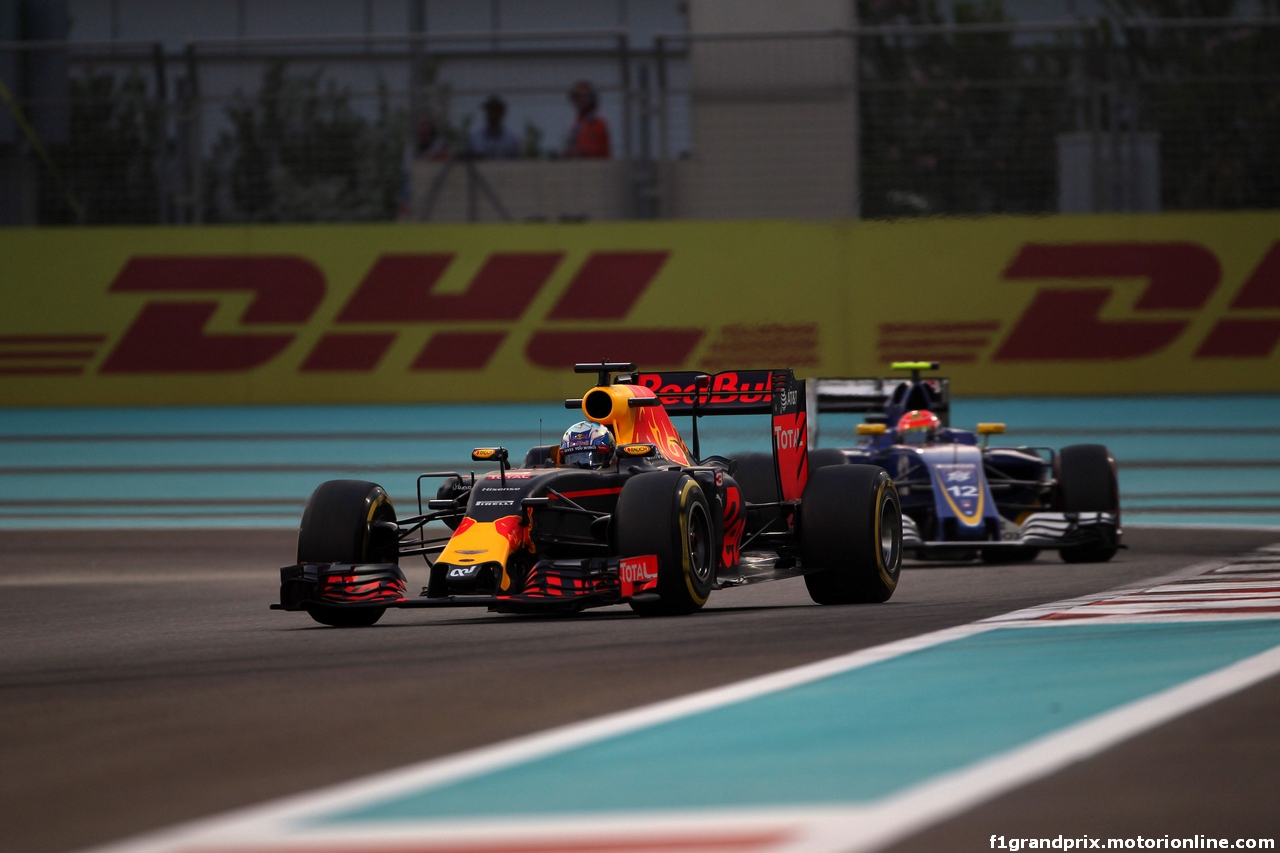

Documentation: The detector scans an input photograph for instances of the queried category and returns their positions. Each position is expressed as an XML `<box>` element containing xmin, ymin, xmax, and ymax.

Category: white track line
<box><xmin>86</xmin><ymin>547</ymin><xmax>1280</xmax><ymax>853</ymax></box>
<box><xmin>830</xmin><ymin>642</ymin><xmax>1280</xmax><ymax>853</ymax></box>
<box><xmin>87</xmin><ymin>622</ymin><xmax>996</xmax><ymax>853</ymax></box>
<box><xmin>984</xmin><ymin>557</ymin><xmax>1233</xmax><ymax>624</ymax></box>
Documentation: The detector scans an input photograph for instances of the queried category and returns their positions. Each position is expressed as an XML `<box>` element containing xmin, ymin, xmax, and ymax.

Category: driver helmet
<box><xmin>560</xmin><ymin>421</ymin><xmax>616</xmax><ymax>469</ymax></box>
<box><xmin>896</xmin><ymin>409</ymin><xmax>941</xmax><ymax>446</ymax></box>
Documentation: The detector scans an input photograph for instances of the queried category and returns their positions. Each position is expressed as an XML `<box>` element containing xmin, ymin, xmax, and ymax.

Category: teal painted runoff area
<box><xmin>0</xmin><ymin>395</ymin><xmax>1277</xmax><ymax>528</ymax></box>
<box><xmin>323</xmin><ymin>620</ymin><xmax>1280</xmax><ymax>822</ymax></box>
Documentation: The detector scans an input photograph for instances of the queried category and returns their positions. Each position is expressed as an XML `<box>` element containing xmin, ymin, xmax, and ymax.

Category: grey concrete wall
<box><xmin>673</xmin><ymin>0</ymin><xmax>859</xmax><ymax>219</ymax></box>
<box><xmin>409</xmin><ymin>157</ymin><xmax>631</xmax><ymax>222</ymax></box>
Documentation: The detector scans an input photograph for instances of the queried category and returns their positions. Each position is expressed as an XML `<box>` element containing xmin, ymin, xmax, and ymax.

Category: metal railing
<box><xmin>653</xmin><ymin>17</ymin><xmax>1280</xmax><ymax>218</ymax></box>
<box><xmin>0</xmin><ymin>30</ymin><xmax>642</xmax><ymax>225</ymax></box>
<box><xmin>1</xmin><ymin>17</ymin><xmax>1278</xmax><ymax>225</ymax></box>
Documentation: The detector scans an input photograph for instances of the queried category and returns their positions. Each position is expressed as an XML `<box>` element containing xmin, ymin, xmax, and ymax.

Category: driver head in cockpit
<box><xmin>896</xmin><ymin>409</ymin><xmax>941</xmax><ymax>446</ymax></box>
<box><xmin>559</xmin><ymin>421</ymin><xmax>616</xmax><ymax>469</ymax></box>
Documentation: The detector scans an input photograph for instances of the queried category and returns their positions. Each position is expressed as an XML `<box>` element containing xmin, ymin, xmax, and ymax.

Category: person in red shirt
<box><xmin>563</xmin><ymin>80</ymin><xmax>611</xmax><ymax>158</ymax></box>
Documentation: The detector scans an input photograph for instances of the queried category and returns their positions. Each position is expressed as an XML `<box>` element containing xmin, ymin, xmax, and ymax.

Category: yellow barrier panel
<box><xmin>1</xmin><ymin>212</ymin><xmax>1278</xmax><ymax>405</ymax></box>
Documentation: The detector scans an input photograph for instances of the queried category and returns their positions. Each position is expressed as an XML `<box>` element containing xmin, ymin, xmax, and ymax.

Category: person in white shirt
<box><xmin>467</xmin><ymin>95</ymin><xmax>522</xmax><ymax>159</ymax></box>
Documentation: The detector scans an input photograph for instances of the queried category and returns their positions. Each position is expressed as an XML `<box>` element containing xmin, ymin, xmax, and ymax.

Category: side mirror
<box><xmin>856</xmin><ymin>423</ymin><xmax>887</xmax><ymax>436</ymax></box>
<box><xmin>976</xmin><ymin>423</ymin><xmax>1005</xmax><ymax>449</ymax></box>
<box><xmin>472</xmin><ymin>447</ymin><xmax>510</xmax><ymax>484</ymax></box>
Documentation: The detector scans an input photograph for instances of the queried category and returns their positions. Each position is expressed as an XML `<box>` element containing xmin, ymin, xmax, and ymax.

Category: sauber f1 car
<box><xmin>272</xmin><ymin>362</ymin><xmax>904</xmax><ymax>626</ymax></box>
<box><xmin>737</xmin><ymin>362</ymin><xmax>1120</xmax><ymax>564</ymax></box>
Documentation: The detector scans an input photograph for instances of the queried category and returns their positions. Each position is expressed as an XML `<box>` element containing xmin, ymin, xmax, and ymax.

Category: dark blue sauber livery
<box><xmin>806</xmin><ymin>363</ymin><xmax>1120</xmax><ymax>563</ymax></box>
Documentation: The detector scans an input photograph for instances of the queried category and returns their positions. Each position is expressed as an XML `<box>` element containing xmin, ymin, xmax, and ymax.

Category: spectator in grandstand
<box><xmin>563</xmin><ymin>80</ymin><xmax>610</xmax><ymax>158</ymax></box>
<box><xmin>413</xmin><ymin>115</ymin><xmax>450</xmax><ymax>161</ymax></box>
<box><xmin>468</xmin><ymin>95</ymin><xmax>522</xmax><ymax>159</ymax></box>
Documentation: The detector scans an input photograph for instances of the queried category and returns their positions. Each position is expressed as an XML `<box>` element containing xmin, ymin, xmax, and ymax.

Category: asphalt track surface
<box><xmin>2</xmin><ymin>527</ymin><xmax>1278</xmax><ymax>853</ymax></box>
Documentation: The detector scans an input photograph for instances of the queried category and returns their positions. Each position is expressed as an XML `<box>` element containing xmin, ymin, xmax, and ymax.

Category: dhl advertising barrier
<box><xmin>1</xmin><ymin>212</ymin><xmax>1278</xmax><ymax>405</ymax></box>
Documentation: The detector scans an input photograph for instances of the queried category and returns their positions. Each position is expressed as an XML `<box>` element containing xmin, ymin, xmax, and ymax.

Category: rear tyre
<box><xmin>733</xmin><ymin>449</ymin><xmax>845</xmax><ymax>531</ymax></box>
<box><xmin>297</xmin><ymin>479</ymin><xmax>398</xmax><ymax>627</ymax></box>
<box><xmin>808</xmin><ymin>448</ymin><xmax>849</xmax><ymax>471</ymax></box>
<box><xmin>615</xmin><ymin>471</ymin><xmax>715</xmax><ymax>616</ymax></box>
<box><xmin>801</xmin><ymin>465</ymin><xmax>902</xmax><ymax>604</ymax></box>
<box><xmin>1057</xmin><ymin>444</ymin><xmax>1119</xmax><ymax>564</ymax></box>
<box><xmin>734</xmin><ymin>452</ymin><xmax>780</xmax><ymax>532</ymax></box>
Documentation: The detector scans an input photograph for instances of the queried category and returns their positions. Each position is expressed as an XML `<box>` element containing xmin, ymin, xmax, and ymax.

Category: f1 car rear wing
<box><xmin>808</xmin><ymin>375</ymin><xmax>951</xmax><ymax>444</ymax></box>
<box><xmin>809</xmin><ymin>377</ymin><xmax>950</xmax><ymax>418</ymax></box>
<box><xmin>622</xmin><ymin>369</ymin><xmax>809</xmax><ymax>503</ymax></box>
<box><xmin>626</xmin><ymin>369</ymin><xmax>777</xmax><ymax>415</ymax></box>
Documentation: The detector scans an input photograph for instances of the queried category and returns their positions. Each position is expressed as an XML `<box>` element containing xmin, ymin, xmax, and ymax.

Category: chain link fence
<box><xmin>849</xmin><ymin>17</ymin><xmax>1280</xmax><ymax>217</ymax></box>
<box><xmin>0</xmin><ymin>30</ymin><xmax>639</xmax><ymax>225</ymax></box>
<box><xmin>1</xmin><ymin>17</ymin><xmax>1277</xmax><ymax>225</ymax></box>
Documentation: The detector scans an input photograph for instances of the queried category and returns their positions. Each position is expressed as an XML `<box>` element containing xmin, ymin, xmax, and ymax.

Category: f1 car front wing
<box><xmin>901</xmin><ymin>511</ymin><xmax>1120</xmax><ymax>554</ymax></box>
<box><xmin>271</xmin><ymin>555</ymin><xmax>663</xmax><ymax>616</ymax></box>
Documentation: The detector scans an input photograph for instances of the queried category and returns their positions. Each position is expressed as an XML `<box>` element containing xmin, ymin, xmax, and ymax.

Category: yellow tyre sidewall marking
<box><xmin>679</xmin><ymin>479</ymin><xmax>709</xmax><ymax>606</ymax></box>
<box><xmin>874</xmin><ymin>479</ymin><xmax>898</xmax><ymax>591</ymax></box>
<box><xmin>362</xmin><ymin>490</ymin><xmax>390</xmax><ymax>561</ymax></box>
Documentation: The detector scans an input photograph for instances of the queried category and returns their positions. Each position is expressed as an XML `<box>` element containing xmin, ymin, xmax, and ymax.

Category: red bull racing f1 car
<box><xmin>273</xmin><ymin>362</ymin><xmax>904</xmax><ymax>626</ymax></box>
<box><xmin>791</xmin><ymin>362</ymin><xmax>1121</xmax><ymax>564</ymax></box>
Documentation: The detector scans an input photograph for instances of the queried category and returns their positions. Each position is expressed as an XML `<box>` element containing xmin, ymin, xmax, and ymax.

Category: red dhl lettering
<box><xmin>101</xmin><ymin>256</ymin><xmax>326</xmax><ymax>373</ymax></box>
<box><xmin>994</xmin><ymin>242</ymin><xmax>1220</xmax><ymax>360</ymax></box>
<box><xmin>993</xmin><ymin>240</ymin><xmax>1280</xmax><ymax>360</ymax></box>
<box><xmin>99</xmin><ymin>251</ymin><xmax>677</xmax><ymax>374</ymax></box>
<box><xmin>879</xmin><ymin>240</ymin><xmax>1280</xmax><ymax>363</ymax></box>
<box><xmin>22</xmin><ymin>237</ymin><xmax>1280</xmax><ymax>385</ymax></box>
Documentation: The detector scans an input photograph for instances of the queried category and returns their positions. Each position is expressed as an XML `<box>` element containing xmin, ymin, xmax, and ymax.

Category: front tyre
<box><xmin>801</xmin><ymin>465</ymin><xmax>902</xmax><ymax>604</ymax></box>
<box><xmin>297</xmin><ymin>479</ymin><xmax>399</xmax><ymax>627</ymax></box>
<box><xmin>1057</xmin><ymin>444</ymin><xmax>1120</xmax><ymax>564</ymax></box>
<box><xmin>615</xmin><ymin>471</ymin><xmax>715</xmax><ymax>616</ymax></box>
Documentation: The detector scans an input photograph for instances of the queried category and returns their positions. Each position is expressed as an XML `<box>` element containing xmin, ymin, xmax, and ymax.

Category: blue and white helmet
<box><xmin>560</xmin><ymin>421</ymin><xmax>616</xmax><ymax>469</ymax></box>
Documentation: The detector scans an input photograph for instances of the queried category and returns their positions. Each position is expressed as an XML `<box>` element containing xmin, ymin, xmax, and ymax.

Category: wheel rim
<box><xmin>880</xmin><ymin>499</ymin><xmax>900</xmax><ymax>570</ymax></box>
<box><xmin>687</xmin><ymin>502</ymin><xmax>713</xmax><ymax>583</ymax></box>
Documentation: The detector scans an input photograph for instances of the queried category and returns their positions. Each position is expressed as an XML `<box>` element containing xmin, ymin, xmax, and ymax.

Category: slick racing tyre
<box><xmin>734</xmin><ymin>448</ymin><xmax>846</xmax><ymax>532</ymax></box>
<box><xmin>733</xmin><ymin>452</ymin><xmax>780</xmax><ymax>532</ymax></box>
<box><xmin>297</xmin><ymin>480</ymin><xmax>399</xmax><ymax>627</ymax></box>
<box><xmin>1057</xmin><ymin>444</ymin><xmax>1120</xmax><ymax>564</ymax></box>
<box><xmin>615</xmin><ymin>471</ymin><xmax>714</xmax><ymax>616</ymax></box>
<box><xmin>806</xmin><ymin>448</ymin><xmax>849</xmax><ymax>472</ymax></box>
<box><xmin>801</xmin><ymin>465</ymin><xmax>902</xmax><ymax>604</ymax></box>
